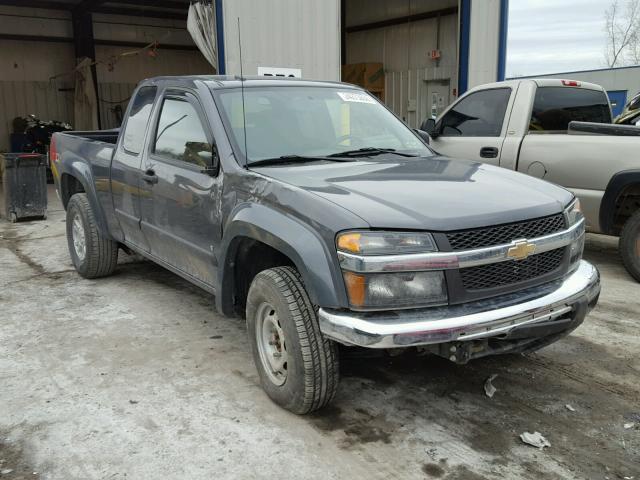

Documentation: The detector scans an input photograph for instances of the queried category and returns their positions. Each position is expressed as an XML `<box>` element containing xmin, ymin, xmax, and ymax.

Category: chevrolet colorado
<box><xmin>421</xmin><ymin>78</ymin><xmax>640</xmax><ymax>281</ymax></box>
<box><xmin>52</xmin><ymin>76</ymin><xmax>600</xmax><ymax>414</ymax></box>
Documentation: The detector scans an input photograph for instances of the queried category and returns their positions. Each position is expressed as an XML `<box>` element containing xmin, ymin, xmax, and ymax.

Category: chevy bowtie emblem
<box><xmin>507</xmin><ymin>239</ymin><xmax>536</xmax><ymax>260</ymax></box>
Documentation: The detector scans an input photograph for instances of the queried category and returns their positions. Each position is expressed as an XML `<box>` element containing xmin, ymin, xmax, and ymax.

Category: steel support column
<box><xmin>71</xmin><ymin>8</ymin><xmax>101</xmax><ymax>128</ymax></box>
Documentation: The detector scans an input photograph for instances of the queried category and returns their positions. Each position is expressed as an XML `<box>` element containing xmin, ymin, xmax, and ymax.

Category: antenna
<box><xmin>237</xmin><ymin>17</ymin><xmax>249</xmax><ymax>167</ymax></box>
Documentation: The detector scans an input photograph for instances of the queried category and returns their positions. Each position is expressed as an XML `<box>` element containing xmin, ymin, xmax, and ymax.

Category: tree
<box><xmin>604</xmin><ymin>0</ymin><xmax>640</xmax><ymax>67</ymax></box>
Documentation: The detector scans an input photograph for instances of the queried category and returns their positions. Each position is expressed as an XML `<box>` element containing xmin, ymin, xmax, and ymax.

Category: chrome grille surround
<box><xmin>337</xmin><ymin>218</ymin><xmax>583</xmax><ymax>274</ymax></box>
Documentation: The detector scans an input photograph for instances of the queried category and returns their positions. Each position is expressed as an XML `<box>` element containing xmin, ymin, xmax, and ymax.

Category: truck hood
<box><xmin>253</xmin><ymin>156</ymin><xmax>573</xmax><ymax>231</ymax></box>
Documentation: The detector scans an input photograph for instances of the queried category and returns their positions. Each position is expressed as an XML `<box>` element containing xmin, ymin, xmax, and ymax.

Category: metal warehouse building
<box><xmin>0</xmin><ymin>0</ymin><xmax>509</xmax><ymax>151</ymax></box>
<box><xmin>517</xmin><ymin>65</ymin><xmax>640</xmax><ymax>118</ymax></box>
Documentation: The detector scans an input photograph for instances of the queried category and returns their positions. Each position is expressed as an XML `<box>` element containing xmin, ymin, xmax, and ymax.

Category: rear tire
<box><xmin>620</xmin><ymin>210</ymin><xmax>640</xmax><ymax>282</ymax></box>
<box><xmin>66</xmin><ymin>193</ymin><xmax>118</xmax><ymax>278</ymax></box>
<box><xmin>246</xmin><ymin>266</ymin><xmax>340</xmax><ymax>414</ymax></box>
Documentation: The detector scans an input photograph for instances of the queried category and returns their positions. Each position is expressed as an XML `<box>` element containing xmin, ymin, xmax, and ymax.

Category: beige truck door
<box><xmin>515</xmin><ymin>85</ymin><xmax>613</xmax><ymax>231</ymax></box>
<box><xmin>429</xmin><ymin>87</ymin><xmax>513</xmax><ymax>165</ymax></box>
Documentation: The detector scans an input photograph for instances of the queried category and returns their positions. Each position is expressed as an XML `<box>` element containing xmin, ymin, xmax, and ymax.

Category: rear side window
<box><xmin>122</xmin><ymin>86</ymin><xmax>157</xmax><ymax>154</ymax></box>
<box><xmin>438</xmin><ymin>88</ymin><xmax>511</xmax><ymax>137</ymax></box>
<box><xmin>529</xmin><ymin>87</ymin><xmax>612</xmax><ymax>133</ymax></box>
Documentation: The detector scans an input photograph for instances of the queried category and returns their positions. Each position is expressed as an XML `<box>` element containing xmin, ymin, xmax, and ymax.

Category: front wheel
<box><xmin>246</xmin><ymin>266</ymin><xmax>340</xmax><ymax>414</ymax></box>
<box><xmin>620</xmin><ymin>210</ymin><xmax>640</xmax><ymax>282</ymax></box>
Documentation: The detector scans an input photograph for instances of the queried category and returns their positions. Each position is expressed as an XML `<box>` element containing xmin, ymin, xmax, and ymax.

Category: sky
<box><xmin>506</xmin><ymin>0</ymin><xmax>610</xmax><ymax>77</ymax></box>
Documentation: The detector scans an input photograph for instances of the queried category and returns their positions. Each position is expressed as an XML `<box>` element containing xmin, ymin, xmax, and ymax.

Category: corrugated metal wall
<box><xmin>0</xmin><ymin>33</ymin><xmax>77</xmax><ymax>151</ymax></box>
<box><xmin>98</xmin><ymin>82</ymin><xmax>137</xmax><ymax>130</ymax></box>
<box><xmin>345</xmin><ymin>0</ymin><xmax>458</xmax><ymax>127</ymax></box>
<box><xmin>345</xmin><ymin>0</ymin><xmax>456</xmax><ymax>24</ymax></box>
<box><xmin>467</xmin><ymin>0</ymin><xmax>501</xmax><ymax>89</ymax></box>
<box><xmin>0</xmin><ymin>6</ymin><xmax>211</xmax><ymax>151</ymax></box>
<box><xmin>222</xmin><ymin>0</ymin><xmax>341</xmax><ymax>81</ymax></box>
<box><xmin>0</xmin><ymin>80</ymin><xmax>74</xmax><ymax>150</ymax></box>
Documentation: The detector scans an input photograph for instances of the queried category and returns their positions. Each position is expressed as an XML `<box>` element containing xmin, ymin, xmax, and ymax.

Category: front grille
<box><xmin>446</xmin><ymin>214</ymin><xmax>566</xmax><ymax>250</ymax></box>
<box><xmin>460</xmin><ymin>248</ymin><xmax>565</xmax><ymax>291</ymax></box>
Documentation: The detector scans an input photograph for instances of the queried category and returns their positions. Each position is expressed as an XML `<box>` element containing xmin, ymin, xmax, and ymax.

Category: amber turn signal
<box><xmin>342</xmin><ymin>271</ymin><xmax>366</xmax><ymax>307</ymax></box>
<box><xmin>337</xmin><ymin>232</ymin><xmax>361</xmax><ymax>253</ymax></box>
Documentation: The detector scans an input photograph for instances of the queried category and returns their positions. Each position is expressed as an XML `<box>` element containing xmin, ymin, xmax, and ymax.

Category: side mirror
<box><xmin>198</xmin><ymin>144</ymin><xmax>220</xmax><ymax>177</ymax></box>
<box><xmin>420</xmin><ymin>118</ymin><xmax>437</xmax><ymax>137</ymax></box>
<box><xmin>414</xmin><ymin>129</ymin><xmax>430</xmax><ymax>144</ymax></box>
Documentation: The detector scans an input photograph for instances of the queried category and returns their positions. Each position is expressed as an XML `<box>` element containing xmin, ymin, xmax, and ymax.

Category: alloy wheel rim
<box><xmin>72</xmin><ymin>213</ymin><xmax>86</xmax><ymax>261</ymax></box>
<box><xmin>255</xmin><ymin>302</ymin><xmax>288</xmax><ymax>386</ymax></box>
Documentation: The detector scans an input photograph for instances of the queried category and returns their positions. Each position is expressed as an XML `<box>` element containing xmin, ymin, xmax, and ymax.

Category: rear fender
<box><xmin>59</xmin><ymin>157</ymin><xmax>111</xmax><ymax>239</ymax></box>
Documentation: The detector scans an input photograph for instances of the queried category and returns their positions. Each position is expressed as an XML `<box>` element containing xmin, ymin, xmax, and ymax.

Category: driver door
<box><xmin>139</xmin><ymin>89</ymin><xmax>222</xmax><ymax>288</ymax></box>
<box><xmin>429</xmin><ymin>87</ymin><xmax>513</xmax><ymax>165</ymax></box>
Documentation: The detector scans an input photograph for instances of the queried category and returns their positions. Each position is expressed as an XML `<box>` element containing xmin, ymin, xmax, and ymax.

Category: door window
<box><xmin>529</xmin><ymin>87</ymin><xmax>611</xmax><ymax>133</ymax></box>
<box><xmin>153</xmin><ymin>97</ymin><xmax>212</xmax><ymax>167</ymax></box>
<box><xmin>438</xmin><ymin>88</ymin><xmax>511</xmax><ymax>137</ymax></box>
<box><xmin>122</xmin><ymin>86</ymin><xmax>157</xmax><ymax>154</ymax></box>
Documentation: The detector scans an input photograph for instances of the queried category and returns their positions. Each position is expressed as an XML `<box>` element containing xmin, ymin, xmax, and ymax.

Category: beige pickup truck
<box><xmin>421</xmin><ymin>79</ymin><xmax>640</xmax><ymax>281</ymax></box>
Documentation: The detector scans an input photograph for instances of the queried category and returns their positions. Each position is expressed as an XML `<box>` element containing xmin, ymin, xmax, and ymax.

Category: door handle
<box><xmin>480</xmin><ymin>147</ymin><xmax>499</xmax><ymax>159</ymax></box>
<box><xmin>142</xmin><ymin>169</ymin><xmax>158</xmax><ymax>184</ymax></box>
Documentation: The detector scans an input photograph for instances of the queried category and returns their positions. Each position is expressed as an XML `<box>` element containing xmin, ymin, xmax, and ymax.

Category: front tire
<box><xmin>246</xmin><ymin>266</ymin><xmax>340</xmax><ymax>414</ymax></box>
<box><xmin>66</xmin><ymin>193</ymin><xmax>118</xmax><ymax>279</ymax></box>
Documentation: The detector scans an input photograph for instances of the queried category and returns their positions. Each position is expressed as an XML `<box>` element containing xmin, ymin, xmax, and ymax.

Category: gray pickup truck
<box><xmin>52</xmin><ymin>76</ymin><xmax>600</xmax><ymax>414</ymax></box>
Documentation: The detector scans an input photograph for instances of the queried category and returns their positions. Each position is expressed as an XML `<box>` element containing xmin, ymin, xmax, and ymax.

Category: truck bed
<box><xmin>52</xmin><ymin>129</ymin><xmax>120</xmax><ymax>237</ymax></box>
<box><xmin>61</xmin><ymin>129</ymin><xmax>120</xmax><ymax>144</ymax></box>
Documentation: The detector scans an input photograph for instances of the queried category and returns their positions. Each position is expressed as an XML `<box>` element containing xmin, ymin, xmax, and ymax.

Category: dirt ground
<box><xmin>0</xmin><ymin>187</ymin><xmax>638</xmax><ymax>480</ymax></box>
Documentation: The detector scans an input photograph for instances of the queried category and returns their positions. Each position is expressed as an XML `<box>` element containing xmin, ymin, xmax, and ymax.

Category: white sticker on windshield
<box><xmin>337</xmin><ymin>91</ymin><xmax>376</xmax><ymax>104</ymax></box>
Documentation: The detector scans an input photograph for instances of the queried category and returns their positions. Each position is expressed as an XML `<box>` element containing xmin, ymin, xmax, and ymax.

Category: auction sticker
<box><xmin>337</xmin><ymin>91</ymin><xmax>376</xmax><ymax>104</ymax></box>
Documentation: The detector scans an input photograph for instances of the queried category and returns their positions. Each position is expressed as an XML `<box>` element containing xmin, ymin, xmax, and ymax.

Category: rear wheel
<box><xmin>620</xmin><ymin>210</ymin><xmax>640</xmax><ymax>282</ymax></box>
<box><xmin>246</xmin><ymin>266</ymin><xmax>340</xmax><ymax>414</ymax></box>
<box><xmin>66</xmin><ymin>193</ymin><xmax>118</xmax><ymax>278</ymax></box>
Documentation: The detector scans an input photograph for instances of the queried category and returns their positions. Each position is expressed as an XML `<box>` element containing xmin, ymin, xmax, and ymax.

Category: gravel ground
<box><xmin>0</xmin><ymin>187</ymin><xmax>638</xmax><ymax>480</ymax></box>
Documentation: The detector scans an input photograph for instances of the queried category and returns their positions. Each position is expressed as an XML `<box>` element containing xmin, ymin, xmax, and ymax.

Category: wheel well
<box><xmin>612</xmin><ymin>184</ymin><xmax>640</xmax><ymax>235</ymax></box>
<box><xmin>227</xmin><ymin>237</ymin><xmax>295</xmax><ymax>318</ymax></box>
<box><xmin>60</xmin><ymin>174</ymin><xmax>86</xmax><ymax>209</ymax></box>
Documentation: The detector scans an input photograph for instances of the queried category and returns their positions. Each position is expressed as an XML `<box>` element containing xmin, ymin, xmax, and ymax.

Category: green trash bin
<box><xmin>1</xmin><ymin>153</ymin><xmax>48</xmax><ymax>223</ymax></box>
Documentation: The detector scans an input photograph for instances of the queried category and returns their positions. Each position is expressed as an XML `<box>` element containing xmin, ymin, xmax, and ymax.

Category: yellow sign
<box><xmin>507</xmin><ymin>240</ymin><xmax>536</xmax><ymax>261</ymax></box>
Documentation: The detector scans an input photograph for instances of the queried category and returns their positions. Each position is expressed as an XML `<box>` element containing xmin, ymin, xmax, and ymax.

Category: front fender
<box><xmin>217</xmin><ymin>203</ymin><xmax>348</xmax><ymax>315</ymax></box>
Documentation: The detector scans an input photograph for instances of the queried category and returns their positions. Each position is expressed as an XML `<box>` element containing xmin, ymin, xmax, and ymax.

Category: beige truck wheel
<box><xmin>620</xmin><ymin>210</ymin><xmax>640</xmax><ymax>282</ymax></box>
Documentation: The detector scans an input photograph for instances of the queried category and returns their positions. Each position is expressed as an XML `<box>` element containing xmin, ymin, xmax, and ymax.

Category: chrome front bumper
<box><xmin>319</xmin><ymin>260</ymin><xmax>600</xmax><ymax>349</ymax></box>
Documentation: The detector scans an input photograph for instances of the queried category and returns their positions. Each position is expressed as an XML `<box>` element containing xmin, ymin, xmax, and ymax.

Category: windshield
<box><xmin>215</xmin><ymin>86</ymin><xmax>431</xmax><ymax>164</ymax></box>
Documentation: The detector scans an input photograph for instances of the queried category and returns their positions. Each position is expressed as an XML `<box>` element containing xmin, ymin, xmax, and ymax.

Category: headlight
<box><xmin>342</xmin><ymin>271</ymin><xmax>447</xmax><ymax>310</ymax></box>
<box><xmin>337</xmin><ymin>231</ymin><xmax>436</xmax><ymax>255</ymax></box>
<box><xmin>564</xmin><ymin>198</ymin><xmax>584</xmax><ymax>226</ymax></box>
<box><xmin>337</xmin><ymin>231</ymin><xmax>446</xmax><ymax>310</ymax></box>
<box><xmin>565</xmin><ymin>199</ymin><xmax>585</xmax><ymax>271</ymax></box>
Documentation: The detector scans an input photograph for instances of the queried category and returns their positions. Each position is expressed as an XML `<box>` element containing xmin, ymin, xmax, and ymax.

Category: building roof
<box><xmin>510</xmin><ymin>64</ymin><xmax>640</xmax><ymax>80</ymax></box>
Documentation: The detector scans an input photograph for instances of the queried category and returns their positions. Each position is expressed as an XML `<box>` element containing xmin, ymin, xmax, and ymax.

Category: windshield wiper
<box><xmin>327</xmin><ymin>147</ymin><xmax>419</xmax><ymax>158</ymax></box>
<box><xmin>248</xmin><ymin>155</ymin><xmax>356</xmax><ymax>168</ymax></box>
